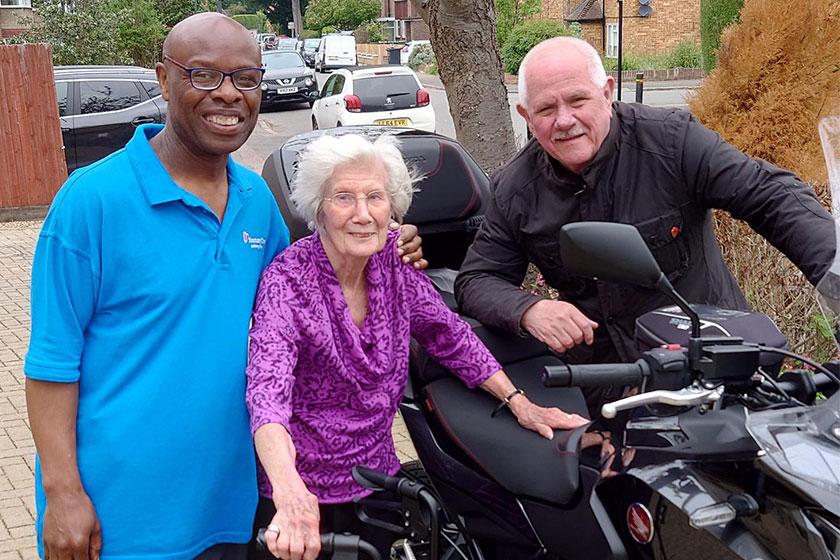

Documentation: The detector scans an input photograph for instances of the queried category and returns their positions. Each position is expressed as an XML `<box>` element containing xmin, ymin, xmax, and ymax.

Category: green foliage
<box><xmin>224</xmin><ymin>2</ymin><xmax>251</xmax><ymax>15</ymax></box>
<box><xmin>408</xmin><ymin>43</ymin><xmax>436</xmax><ymax>73</ymax></box>
<box><xmin>154</xmin><ymin>0</ymin><xmax>204</xmax><ymax>28</ymax></box>
<box><xmin>110</xmin><ymin>0</ymin><xmax>166</xmax><ymax>67</ymax></box>
<box><xmin>502</xmin><ymin>19</ymin><xmax>576</xmax><ymax>75</ymax></box>
<box><xmin>354</xmin><ymin>21</ymin><xmax>383</xmax><ymax>43</ymax></box>
<box><xmin>494</xmin><ymin>0</ymin><xmax>541</xmax><ymax>51</ymax></box>
<box><xmin>601</xmin><ymin>41</ymin><xmax>701</xmax><ymax>71</ymax></box>
<box><xmin>700</xmin><ymin>0</ymin><xmax>743</xmax><ymax>72</ymax></box>
<box><xmin>232</xmin><ymin>12</ymin><xmax>268</xmax><ymax>32</ymax></box>
<box><xmin>667</xmin><ymin>40</ymin><xmax>702</xmax><ymax>68</ymax></box>
<box><xmin>304</xmin><ymin>0</ymin><xmax>378</xmax><ymax>31</ymax></box>
<box><xmin>300</xmin><ymin>29</ymin><xmax>320</xmax><ymax>39</ymax></box>
<box><xmin>13</xmin><ymin>0</ymin><xmax>127</xmax><ymax>65</ymax></box>
<box><xmin>321</xmin><ymin>25</ymin><xmax>337</xmax><ymax>35</ymax></box>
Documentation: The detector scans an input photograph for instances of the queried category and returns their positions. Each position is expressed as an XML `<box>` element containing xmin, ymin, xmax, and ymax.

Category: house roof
<box><xmin>566</xmin><ymin>0</ymin><xmax>603</xmax><ymax>22</ymax></box>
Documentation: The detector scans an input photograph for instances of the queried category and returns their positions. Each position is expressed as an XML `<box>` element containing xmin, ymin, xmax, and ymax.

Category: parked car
<box><xmin>260</xmin><ymin>51</ymin><xmax>318</xmax><ymax>109</ymax></box>
<box><xmin>53</xmin><ymin>65</ymin><xmax>167</xmax><ymax>173</ymax></box>
<box><xmin>275</xmin><ymin>37</ymin><xmax>299</xmax><ymax>51</ymax></box>
<box><xmin>257</xmin><ymin>33</ymin><xmax>277</xmax><ymax>51</ymax></box>
<box><xmin>300</xmin><ymin>38</ymin><xmax>320</xmax><ymax>67</ymax></box>
<box><xmin>310</xmin><ymin>65</ymin><xmax>434</xmax><ymax>132</ymax></box>
<box><xmin>314</xmin><ymin>34</ymin><xmax>357</xmax><ymax>72</ymax></box>
<box><xmin>400</xmin><ymin>40</ymin><xmax>431</xmax><ymax>65</ymax></box>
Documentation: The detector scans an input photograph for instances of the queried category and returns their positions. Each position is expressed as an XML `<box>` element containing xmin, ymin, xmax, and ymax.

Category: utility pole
<box><xmin>617</xmin><ymin>0</ymin><xmax>623</xmax><ymax>100</ymax></box>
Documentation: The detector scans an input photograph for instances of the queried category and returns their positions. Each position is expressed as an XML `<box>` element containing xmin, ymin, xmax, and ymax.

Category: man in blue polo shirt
<box><xmin>23</xmin><ymin>13</ymin><xmax>422</xmax><ymax>560</ymax></box>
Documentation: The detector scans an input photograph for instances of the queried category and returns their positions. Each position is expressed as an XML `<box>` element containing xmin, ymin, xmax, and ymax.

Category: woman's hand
<box><xmin>264</xmin><ymin>481</ymin><xmax>321</xmax><ymax>560</ymax></box>
<box><xmin>508</xmin><ymin>395</ymin><xmax>589</xmax><ymax>439</ymax></box>
<box><xmin>391</xmin><ymin>222</ymin><xmax>428</xmax><ymax>270</ymax></box>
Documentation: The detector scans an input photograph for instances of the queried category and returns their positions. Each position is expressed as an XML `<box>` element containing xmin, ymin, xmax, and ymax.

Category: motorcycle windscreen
<box><xmin>817</xmin><ymin>115</ymin><xmax>840</xmax><ymax>361</ymax></box>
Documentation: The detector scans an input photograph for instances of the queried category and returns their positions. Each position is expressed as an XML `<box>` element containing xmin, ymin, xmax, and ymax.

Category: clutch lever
<box><xmin>601</xmin><ymin>385</ymin><xmax>724</xmax><ymax>419</ymax></box>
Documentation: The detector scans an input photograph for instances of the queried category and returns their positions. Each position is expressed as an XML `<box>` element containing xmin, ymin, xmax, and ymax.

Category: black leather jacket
<box><xmin>455</xmin><ymin>102</ymin><xmax>835</xmax><ymax>363</ymax></box>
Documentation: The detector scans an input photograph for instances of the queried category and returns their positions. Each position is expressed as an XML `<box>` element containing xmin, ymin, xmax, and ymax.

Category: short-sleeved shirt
<box><xmin>246</xmin><ymin>232</ymin><xmax>500</xmax><ymax>503</ymax></box>
<box><xmin>25</xmin><ymin>125</ymin><xmax>290</xmax><ymax>559</ymax></box>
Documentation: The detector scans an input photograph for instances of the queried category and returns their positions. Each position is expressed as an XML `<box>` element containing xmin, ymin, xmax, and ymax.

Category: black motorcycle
<box><xmin>262</xmin><ymin>119</ymin><xmax>840</xmax><ymax>560</ymax></box>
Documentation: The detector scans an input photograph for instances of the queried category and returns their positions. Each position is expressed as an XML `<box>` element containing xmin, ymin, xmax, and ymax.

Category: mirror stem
<box><xmin>654</xmin><ymin>273</ymin><xmax>700</xmax><ymax>338</ymax></box>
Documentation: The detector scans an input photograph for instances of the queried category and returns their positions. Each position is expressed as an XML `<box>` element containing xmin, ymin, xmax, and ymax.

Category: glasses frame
<box><xmin>163</xmin><ymin>55</ymin><xmax>265</xmax><ymax>92</ymax></box>
<box><xmin>324</xmin><ymin>190</ymin><xmax>390</xmax><ymax>210</ymax></box>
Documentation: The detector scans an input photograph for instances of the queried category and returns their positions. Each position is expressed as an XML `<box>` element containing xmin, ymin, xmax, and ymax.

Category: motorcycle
<box><xmin>261</xmin><ymin>115</ymin><xmax>840</xmax><ymax>560</ymax></box>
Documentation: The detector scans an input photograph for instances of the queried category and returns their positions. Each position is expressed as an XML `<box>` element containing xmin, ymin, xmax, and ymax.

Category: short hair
<box><xmin>291</xmin><ymin>133</ymin><xmax>422</xmax><ymax>229</ymax></box>
<box><xmin>518</xmin><ymin>37</ymin><xmax>608</xmax><ymax>107</ymax></box>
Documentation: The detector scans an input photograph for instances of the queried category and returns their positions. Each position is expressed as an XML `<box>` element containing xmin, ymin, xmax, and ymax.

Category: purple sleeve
<box><xmin>402</xmin><ymin>262</ymin><xmax>501</xmax><ymax>388</ymax></box>
<box><xmin>246</xmin><ymin>262</ymin><xmax>300</xmax><ymax>435</ymax></box>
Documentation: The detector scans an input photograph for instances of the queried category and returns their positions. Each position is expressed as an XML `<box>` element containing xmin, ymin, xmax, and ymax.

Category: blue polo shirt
<box><xmin>25</xmin><ymin>125</ymin><xmax>289</xmax><ymax>559</ymax></box>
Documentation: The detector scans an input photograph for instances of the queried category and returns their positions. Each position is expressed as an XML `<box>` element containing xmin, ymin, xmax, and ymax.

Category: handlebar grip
<box><xmin>543</xmin><ymin>360</ymin><xmax>648</xmax><ymax>388</ymax></box>
<box><xmin>256</xmin><ymin>530</ymin><xmax>381</xmax><ymax>560</ymax></box>
<box><xmin>352</xmin><ymin>465</ymin><xmax>401</xmax><ymax>491</ymax></box>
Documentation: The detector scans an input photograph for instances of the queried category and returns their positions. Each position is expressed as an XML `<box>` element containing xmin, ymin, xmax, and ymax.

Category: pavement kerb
<box><xmin>416</xmin><ymin>72</ymin><xmax>702</xmax><ymax>93</ymax></box>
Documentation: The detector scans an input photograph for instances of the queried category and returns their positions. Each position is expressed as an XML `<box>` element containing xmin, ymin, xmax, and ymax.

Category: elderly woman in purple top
<box><xmin>246</xmin><ymin>133</ymin><xmax>589</xmax><ymax>560</ymax></box>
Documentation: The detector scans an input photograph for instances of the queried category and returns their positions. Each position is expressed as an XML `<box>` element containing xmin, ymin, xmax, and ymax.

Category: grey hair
<box><xmin>291</xmin><ymin>133</ymin><xmax>422</xmax><ymax>229</ymax></box>
<box><xmin>518</xmin><ymin>36</ymin><xmax>608</xmax><ymax>107</ymax></box>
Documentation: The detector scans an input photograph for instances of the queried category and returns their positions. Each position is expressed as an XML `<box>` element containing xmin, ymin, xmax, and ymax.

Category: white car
<box><xmin>400</xmin><ymin>40</ymin><xmax>431</xmax><ymax>65</ymax></box>
<box><xmin>311</xmin><ymin>66</ymin><xmax>435</xmax><ymax>132</ymax></box>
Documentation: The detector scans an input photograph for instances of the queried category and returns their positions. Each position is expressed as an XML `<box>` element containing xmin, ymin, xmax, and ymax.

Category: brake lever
<box><xmin>601</xmin><ymin>385</ymin><xmax>724</xmax><ymax>419</ymax></box>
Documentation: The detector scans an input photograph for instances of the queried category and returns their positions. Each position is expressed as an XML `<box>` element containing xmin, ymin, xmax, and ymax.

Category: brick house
<box><xmin>379</xmin><ymin>0</ymin><xmax>430</xmax><ymax>42</ymax></box>
<box><xmin>0</xmin><ymin>0</ymin><xmax>32</xmax><ymax>39</ymax></box>
<box><xmin>540</xmin><ymin>0</ymin><xmax>700</xmax><ymax>57</ymax></box>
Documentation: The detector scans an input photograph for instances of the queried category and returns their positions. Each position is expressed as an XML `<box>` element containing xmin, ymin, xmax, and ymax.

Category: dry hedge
<box><xmin>688</xmin><ymin>0</ymin><xmax>840</xmax><ymax>358</ymax></box>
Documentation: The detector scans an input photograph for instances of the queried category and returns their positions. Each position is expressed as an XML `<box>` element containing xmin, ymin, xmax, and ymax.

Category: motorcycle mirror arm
<box><xmin>653</xmin><ymin>273</ymin><xmax>701</xmax><ymax>340</ymax></box>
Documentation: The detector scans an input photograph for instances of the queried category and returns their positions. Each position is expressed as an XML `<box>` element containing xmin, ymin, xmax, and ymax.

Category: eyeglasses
<box><xmin>163</xmin><ymin>55</ymin><xmax>265</xmax><ymax>91</ymax></box>
<box><xmin>325</xmin><ymin>190</ymin><xmax>389</xmax><ymax>210</ymax></box>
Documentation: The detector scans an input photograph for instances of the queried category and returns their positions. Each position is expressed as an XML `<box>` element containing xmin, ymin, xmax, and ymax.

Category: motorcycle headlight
<box><xmin>304</xmin><ymin>78</ymin><xmax>313</xmax><ymax>87</ymax></box>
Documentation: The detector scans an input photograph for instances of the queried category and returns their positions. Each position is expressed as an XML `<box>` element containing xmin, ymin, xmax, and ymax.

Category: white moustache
<box><xmin>553</xmin><ymin>127</ymin><xmax>587</xmax><ymax>140</ymax></box>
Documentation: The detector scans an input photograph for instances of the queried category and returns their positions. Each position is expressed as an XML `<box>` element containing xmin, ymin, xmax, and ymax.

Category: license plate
<box><xmin>374</xmin><ymin>118</ymin><xmax>410</xmax><ymax>126</ymax></box>
<box><xmin>276</xmin><ymin>87</ymin><xmax>297</xmax><ymax>94</ymax></box>
<box><xmin>327</xmin><ymin>56</ymin><xmax>338</xmax><ymax>61</ymax></box>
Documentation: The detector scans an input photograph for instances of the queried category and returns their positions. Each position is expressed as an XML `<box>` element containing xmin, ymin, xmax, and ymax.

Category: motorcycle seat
<box><xmin>421</xmin><ymin>355</ymin><xmax>590</xmax><ymax>506</ymax></box>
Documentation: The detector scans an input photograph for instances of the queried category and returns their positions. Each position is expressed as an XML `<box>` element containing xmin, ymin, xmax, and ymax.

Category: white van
<box><xmin>315</xmin><ymin>34</ymin><xmax>357</xmax><ymax>72</ymax></box>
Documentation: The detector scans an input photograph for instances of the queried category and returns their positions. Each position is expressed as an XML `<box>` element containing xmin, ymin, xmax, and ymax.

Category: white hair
<box><xmin>291</xmin><ymin>133</ymin><xmax>422</xmax><ymax>229</ymax></box>
<box><xmin>518</xmin><ymin>36</ymin><xmax>608</xmax><ymax>107</ymax></box>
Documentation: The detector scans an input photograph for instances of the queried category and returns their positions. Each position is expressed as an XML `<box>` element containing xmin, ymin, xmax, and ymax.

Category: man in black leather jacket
<box><xmin>454</xmin><ymin>37</ymin><xmax>835</xmax><ymax>391</ymax></box>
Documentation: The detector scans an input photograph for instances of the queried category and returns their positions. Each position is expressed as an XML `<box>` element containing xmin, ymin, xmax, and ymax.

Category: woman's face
<box><xmin>319</xmin><ymin>160</ymin><xmax>392</xmax><ymax>261</ymax></box>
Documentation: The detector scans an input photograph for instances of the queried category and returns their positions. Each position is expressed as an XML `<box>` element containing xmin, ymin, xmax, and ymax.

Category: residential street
<box><xmin>233</xmin><ymin>72</ymin><xmax>701</xmax><ymax>173</ymax></box>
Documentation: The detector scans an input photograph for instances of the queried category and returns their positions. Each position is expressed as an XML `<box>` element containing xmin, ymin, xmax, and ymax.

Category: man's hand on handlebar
<box><xmin>521</xmin><ymin>300</ymin><xmax>598</xmax><ymax>353</ymax></box>
<box><xmin>508</xmin><ymin>394</ymin><xmax>589</xmax><ymax>439</ymax></box>
<box><xmin>265</xmin><ymin>483</ymin><xmax>321</xmax><ymax>560</ymax></box>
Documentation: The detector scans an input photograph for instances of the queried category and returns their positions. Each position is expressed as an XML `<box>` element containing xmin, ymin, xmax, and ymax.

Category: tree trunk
<box><xmin>291</xmin><ymin>0</ymin><xmax>303</xmax><ymax>37</ymax></box>
<box><xmin>409</xmin><ymin>0</ymin><xmax>518</xmax><ymax>171</ymax></box>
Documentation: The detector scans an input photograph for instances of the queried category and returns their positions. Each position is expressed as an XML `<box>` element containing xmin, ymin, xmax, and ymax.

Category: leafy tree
<box><xmin>699</xmin><ymin>0</ymin><xmax>743</xmax><ymax>72</ymax></box>
<box><xmin>232</xmin><ymin>12</ymin><xmax>268</xmax><ymax>32</ymax></box>
<box><xmin>155</xmin><ymin>0</ymin><xmax>208</xmax><ymax>28</ymax></box>
<box><xmin>304</xmin><ymin>0</ymin><xmax>379</xmax><ymax>31</ymax></box>
<box><xmin>501</xmin><ymin>19</ymin><xmax>576</xmax><ymax>74</ymax></box>
<box><xmin>110</xmin><ymin>0</ymin><xmax>166</xmax><ymax>67</ymax></box>
<box><xmin>495</xmin><ymin>0</ymin><xmax>541</xmax><ymax>50</ymax></box>
<box><xmin>12</xmin><ymin>0</ymin><xmax>125</xmax><ymax>65</ymax></box>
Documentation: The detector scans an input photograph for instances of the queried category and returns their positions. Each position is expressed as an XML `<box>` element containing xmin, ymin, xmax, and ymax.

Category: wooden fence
<box><xmin>0</xmin><ymin>44</ymin><xmax>66</xmax><ymax>211</ymax></box>
<box><xmin>356</xmin><ymin>43</ymin><xmax>405</xmax><ymax>66</ymax></box>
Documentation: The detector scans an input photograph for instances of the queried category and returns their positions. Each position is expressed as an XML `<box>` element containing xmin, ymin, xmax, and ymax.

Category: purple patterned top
<box><xmin>246</xmin><ymin>231</ymin><xmax>501</xmax><ymax>503</ymax></box>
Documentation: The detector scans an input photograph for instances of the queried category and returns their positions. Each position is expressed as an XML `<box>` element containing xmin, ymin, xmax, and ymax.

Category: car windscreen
<box><xmin>353</xmin><ymin>75</ymin><xmax>419</xmax><ymax>112</ymax></box>
<box><xmin>276</xmin><ymin>39</ymin><xmax>299</xmax><ymax>50</ymax></box>
<box><xmin>264</xmin><ymin>53</ymin><xmax>305</xmax><ymax>70</ymax></box>
<box><xmin>304</xmin><ymin>39</ymin><xmax>320</xmax><ymax>50</ymax></box>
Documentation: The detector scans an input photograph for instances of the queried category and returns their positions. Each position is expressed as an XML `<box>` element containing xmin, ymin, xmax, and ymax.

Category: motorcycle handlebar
<box><xmin>255</xmin><ymin>530</ymin><xmax>381</xmax><ymax>560</ymax></box>
<box><xmin>542</xmin><ymin>360</ymin><xmax>649</xmax><ymax>388</ymax></box>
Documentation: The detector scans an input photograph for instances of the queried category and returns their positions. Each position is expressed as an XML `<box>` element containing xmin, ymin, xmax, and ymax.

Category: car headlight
<box><xmin>261</xmin><ymin>83</ymin><xmax>268</xmax><ymax>91</ymax></box>
<box><xmin>304</xmin><ymin>78</ymin><xmax>313</xmax><ymax>87</ymax></box>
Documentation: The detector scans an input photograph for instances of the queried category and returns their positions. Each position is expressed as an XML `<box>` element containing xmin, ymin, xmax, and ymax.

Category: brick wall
<box><xmin>604</xmin><ymin>0</ymin><xmax>700</xmax><ymax>54</ymax></box>
<box><xmin>537</xmin><ymin>0</ymin><xmax>700</xmax><ymax>55</ymax></box>
<box><xmin>0</xmin><ymin>7</ymin><xmax>32</xmax><ymax>38</ymax></box>
<box><xmin>579</xmin><ymin>21</ymin><xmax>603</xmax><ymax>52</ymax></box>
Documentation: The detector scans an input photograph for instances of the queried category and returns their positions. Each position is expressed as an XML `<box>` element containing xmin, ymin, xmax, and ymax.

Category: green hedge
<box><xmin>502</xmin><ymin>19</ymin><xmax>577</xmax><ymax>74</ymax></box>
<box><xmin>231</xmin><ymin>13</ymin><xmax>267</xmax><ymax>33</ymax></box>
<box><xmin>700</xmin><ymin>0</ymin><xmax>744</xmax><ymax>72</ymax></box>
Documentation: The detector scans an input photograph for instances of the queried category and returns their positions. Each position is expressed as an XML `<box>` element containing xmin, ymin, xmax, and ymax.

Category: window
<box><xmin>54</xmin><ymin>81</ymin><xmax>69</xmax><ymax>117</ymax></box>
<box><xmin>606</xmin><ymin>23</ymin><xmax>619</xmax><ymax>59</ymax></box>
<box><xmin>0</xmin><ymin>0</ymin><xmax>32</xmax><ymax>7</ymax></box>
<box><xmin>140</xmin><ymin>81</ymin><xmax>161</xmax><ymax>99</ymax></box>
<box><xmin>79</xmin><ymin>80</ymin><xmax>142</xmax><ymax>115</ymax></box>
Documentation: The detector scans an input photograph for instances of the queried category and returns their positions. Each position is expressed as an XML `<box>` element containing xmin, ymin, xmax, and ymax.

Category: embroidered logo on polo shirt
<box><xmin>242</xmin><ymin>231</ymin><xmax>266</xmax><ymax>250</ymax></box>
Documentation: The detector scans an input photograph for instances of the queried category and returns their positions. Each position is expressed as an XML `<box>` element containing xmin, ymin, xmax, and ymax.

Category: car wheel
<box><xmin>336</xmin><ymin>122</ymin><xmax>342</xmax><ymax>127</ymax></box>
<box><xmin>312</xmin><ymin>116</ymin><xmax>318</xmax><ymax>130</ymax></box>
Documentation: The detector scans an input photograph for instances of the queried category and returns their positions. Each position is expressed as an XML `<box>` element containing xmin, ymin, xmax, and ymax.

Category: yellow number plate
<box><xmin>374</xmin><ymin>118</ymin><xmax>410</xmax><ymax>126</ymax></box>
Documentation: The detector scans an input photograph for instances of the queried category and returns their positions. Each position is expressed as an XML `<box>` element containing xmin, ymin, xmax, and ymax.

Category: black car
<box><xmin>54</xmin><ymin>65</ymin><xmax>167</xmax><ymax>173</ymax></box>
<box><xmin>260</xmin><ymin>51</ymin><xmax>319</xmax><ymax>109</ymax></box>
<box><xmin>300</xmin><ymin>38</ymin><xmax>321</xmax><ymax>67</ymax></box>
